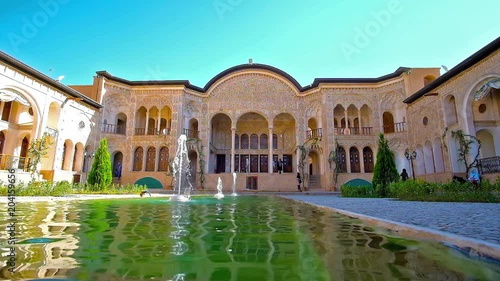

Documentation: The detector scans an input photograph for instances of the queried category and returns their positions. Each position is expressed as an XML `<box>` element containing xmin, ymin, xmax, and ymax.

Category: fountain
<box><xmin>170</xmin><ymin>135</ymin><xmax>193</xmax><ymax>202</ymax></box>
<box><xmin>214</xmin><ymin>177</ymin><xmax>224</xmax><ymax>199</ymax></box>
<box><xmin>231</xmin><ymin>172</ymin><xmax>237</xmax><ymax>196</ymax></box>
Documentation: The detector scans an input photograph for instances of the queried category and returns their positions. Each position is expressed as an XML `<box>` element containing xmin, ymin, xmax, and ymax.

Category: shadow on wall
<box><xmin>134</xmin><ymin>177</ymin><xmax>163</xmax><ymax>189</ymax></box>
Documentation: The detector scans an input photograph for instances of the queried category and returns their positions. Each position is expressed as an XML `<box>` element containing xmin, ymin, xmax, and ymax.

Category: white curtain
<box><xmin>0</xmin><ymin>90</ymin><xmax>30</xmax><ymax>106</ymax></box>
<box><xmin>475</xmin><ymin>77</ymin><xmax>500</xmax><ymax>101</ymax></box>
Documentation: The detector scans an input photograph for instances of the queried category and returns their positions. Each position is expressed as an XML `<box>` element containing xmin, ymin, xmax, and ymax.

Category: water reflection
<box><xmin>0</xmin><ymin>197</ymin><xmax>498</xmax><ymax>280</ymax></box>
<box><xmin>170</xmin><ymin>203</ymin><xmax>189</xmax><ymax>256</ymax></box>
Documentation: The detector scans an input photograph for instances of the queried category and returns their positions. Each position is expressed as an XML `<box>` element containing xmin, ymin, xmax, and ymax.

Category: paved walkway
<box><xmin>281</xmin><ymin>194</ymin><xmax>500</xmax><ymax>259</ymax></box>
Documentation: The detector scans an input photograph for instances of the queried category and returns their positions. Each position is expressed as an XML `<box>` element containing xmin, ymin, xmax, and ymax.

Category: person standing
<box><xmin>278</xmin><ymin>159</ymin><xmax>283</xmax><ymax>174</ymax></box>
<box><xmin>114</xmin><ymin>162</ymin><xmax>122</xmax><ymax>179</ymax></box>
<box><xmin>296</xmin><ymin>172</ymin><xmax>302</xmax><ymax>192</ymax></box>
<box><xmin>400</xmin><ymin>168</ymin><xmax>409</xmax><ymax>181</ymax></box>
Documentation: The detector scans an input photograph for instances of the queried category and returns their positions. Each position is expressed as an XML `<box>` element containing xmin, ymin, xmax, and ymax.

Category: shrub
<box><xmin>87</xmin><ymin>138</ymin><xmax>112</xmax><ymax>189</ymax></box>
<box><xmin>0</xmin><ymin>181</ymin><xmax>145</xmax><ymax>196</ymax></box>
<box><xmin>388</xmin><ymin>179</ymin><xmax>499</xmax><ymax>203</ymax></box>
<box><xmin>341</xmin><ymin>185</ymin><xmax>378</xmax><ymax>198</ymax></box>
<box><xmin>372</xmin><ymin>134</ymin><xmax>399</xmax><ymax>197</ymax></box>
<box><xmin>71</xmin><ymin>183</ymin><xmax>145</xmax><ymax>194</ymax></box>
<box><xmin>0</xmin><ymin>181</ymin><xmax>72</xmax><ymax>197</ymax></box>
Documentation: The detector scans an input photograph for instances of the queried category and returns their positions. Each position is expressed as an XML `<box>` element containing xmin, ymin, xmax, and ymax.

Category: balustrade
<box><xmin>102</xmin><ymin>124</ymin><xmax>126</xmax><ymax>135</ymax></box>
<box><xmin>306</xmin><ymin>128</ymin><xmax>322</xmax><ymax>139</ymax></box>
<box><xmin>0</xmin><ymin>155</ymin><xmax>30</xmax><ymax>171</ymax></box>
<box><xmin>479</xmin><ymin>156</ymin><xmax>500</xmax><ymax>174</ymax></box>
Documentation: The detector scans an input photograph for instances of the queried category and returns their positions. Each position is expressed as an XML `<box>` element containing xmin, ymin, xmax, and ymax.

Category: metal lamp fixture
<box><xmin>404</xmin><ymin>150</ymin><xmax>417</xmax><ymax>160</ymax></box>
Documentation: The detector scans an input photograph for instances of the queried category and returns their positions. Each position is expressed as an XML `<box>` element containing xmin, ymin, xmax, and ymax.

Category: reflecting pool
<box><xmin>0</xmin><ymin>196</ymin><xmax>499</xmax><ymax>280</ymax></box>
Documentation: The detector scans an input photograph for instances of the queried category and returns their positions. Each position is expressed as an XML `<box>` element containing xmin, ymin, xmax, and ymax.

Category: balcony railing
<box><xmin>135</xmin><ymin>128</ymin><xmax>170</xmax><ymax>136</ymax></box>
<box><xmin>306</xmin><ymin>128</ymin><xmax>322</xmax><ymax>139</ymax></box>
<box><xmin>335</xmin><ymin>127</ymin><xmax>373</xmax><ymax>135</ymax></box>
<box><xmin>183</xmin><ymin>128</ymin><xmax>199</xmax><ymax>139</ymax></box>
<box><xmin>0</xmin><ymin>155</ymin><xmax>30</xmax><ymax>172</ymax></box>
<box><xmin>102</xmin><ymin>124</ymin><xmax>126</xmax><ymax>135</ymax></box>
<box><xmin>383</xmin><ymin>122</ymin><xmax>406</xmax><ymax>133</ymax></box>
<box><xmin>479</xmin><ymin>156</ymin><xmax>500</xmax><ymax>174</ymax></box>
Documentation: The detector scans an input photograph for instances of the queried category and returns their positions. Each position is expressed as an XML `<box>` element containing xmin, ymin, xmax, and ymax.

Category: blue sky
<box><xmin>1</xmin><ymin>0</ymin><xmax>499</xmax><ymax>87</ymax></box>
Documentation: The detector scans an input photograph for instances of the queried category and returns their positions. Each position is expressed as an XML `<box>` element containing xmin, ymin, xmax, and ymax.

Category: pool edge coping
<box><xmin>288</xmin><ymin>198</ymin><xmax>500</xmax><ymax>262</ymax></box>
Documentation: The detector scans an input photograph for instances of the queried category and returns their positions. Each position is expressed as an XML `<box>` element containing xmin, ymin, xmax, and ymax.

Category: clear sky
<box><xmin>1</xmin><ymin>0</ymin><xmax>499</xmax><ymax>87</ymax></box>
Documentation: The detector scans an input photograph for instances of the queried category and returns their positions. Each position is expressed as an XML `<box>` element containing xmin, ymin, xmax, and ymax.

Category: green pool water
<box><xmin>1</xmin><ymin>195</ymin><xmax>499</xmax><ymax>280</ymax></box>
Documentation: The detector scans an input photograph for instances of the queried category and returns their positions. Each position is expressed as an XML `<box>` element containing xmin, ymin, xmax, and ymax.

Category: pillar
<box><xmin>231</xmin><ymin>128</ymin><xmax>236</xmax><ymax>173</ymax></box>
<box><xmin>268</xmin><ymin>127</ymin><xmax>273</xmax><ymax>174</ymax></box>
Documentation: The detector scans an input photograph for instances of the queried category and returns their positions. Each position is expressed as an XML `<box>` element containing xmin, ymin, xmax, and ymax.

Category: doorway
<box><xmin>216</xmin><ymin>154</ymin><xmax>225</xmax><ymax>173</ymax></box>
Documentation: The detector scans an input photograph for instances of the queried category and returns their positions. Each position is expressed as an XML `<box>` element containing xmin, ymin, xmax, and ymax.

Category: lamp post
<box><xmin>404</xmin><ymin>150</ymin><xmax>417</xmax><ymax>180</ymax></box>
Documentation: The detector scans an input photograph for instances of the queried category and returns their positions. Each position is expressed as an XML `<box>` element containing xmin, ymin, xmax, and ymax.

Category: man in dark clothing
<box><xmin>296</xmin><ymin>172</ymin><xmax>302</xmax><ymax>192</ymax></box>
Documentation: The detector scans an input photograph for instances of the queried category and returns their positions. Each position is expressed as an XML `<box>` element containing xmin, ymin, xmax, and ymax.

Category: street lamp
<box><xmin>404</xmin><ymin>149</ymin><xmax>417</xmax><ymax>180</ymax></box>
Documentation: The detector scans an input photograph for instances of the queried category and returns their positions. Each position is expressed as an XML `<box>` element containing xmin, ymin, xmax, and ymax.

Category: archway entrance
<box><xmin>113</xmin><ymin>152</ymin><xmax>123</xmax><ymax>178</ymax></box>
<box><xmin>308</xmin><ymin>150</ymin><xmax>320</xmax><ymax>189</ymax></box>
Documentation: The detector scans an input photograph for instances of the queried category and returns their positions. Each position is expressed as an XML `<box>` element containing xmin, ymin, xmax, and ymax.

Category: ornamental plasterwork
<box><xmin>305</xmin><ymin>100</ymin><xmax>322</xmax><ymax>117</ymax></box>
<box><xmin>131</xmin><ymin>139</ymin><xmax>173</xmax><ymax>148</ymax></box>
<box><xmin>207</xmin><ymin>73</ymin><xmax>298</xmax><ymax>110</ymax></box>
<box><xmin>412</xmin><ymin>107</ymin><xmax>439</xmax><ymax>145</ymax></box>
<box><xmin>133</xmin><ymin>89</ymin><xmax>181</xmax><ymax>96</ymax></box>
<box><xmin>380</xmin><ymin>91</ymin><xmax>405</xmax><ymax>110</ymax></box>
<box><xmin>136</xmin><ymin>95</ymin><xmax>173</xmax><ymax>109</ymax></box>
<box><xmin>103</xmin><ymin>93</ymin><xmax>129</xmax><ymax>109</ymax></box>
<box><xmin>336</xmin><ymin>139</ymin><xmax>373</xmax><ymax>150</ymax></box>
<box><xmin>335</xmin><ymin>94</ymin><xmax>371</xmax><ymax>109</ymax></box>
<box><xmin>184</xmin><ymin>100</ymin><xmax>200</xmax><ymax>114</ymax></box>
<box><xmin>104</xmin><ymin>83</ymin><xmax>131</xmax><ymax>95</ymax></box>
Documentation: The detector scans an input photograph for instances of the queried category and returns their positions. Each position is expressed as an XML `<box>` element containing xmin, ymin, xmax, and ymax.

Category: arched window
<box><xmin>272</xmin><ymin>134</ymin><xmax>278</xmax><ymax>149</ymax></box>
<box><xmin>20</xmin><ymin>137</ymin><xmax>29</xmax><ymax>171</ymax></box>
<box><xmin>234</xmin><ymin>134</ymin><xmax>239</xmax><ymax>149</ymax></box>
<box><xmin>382</xmin><ymin>112</ymin><xmax>395</xmax><ymax>133</ymax></box>
<box><xmin>250</xmin><ymin>134</ymin><xmax>258</xmax><ymax>149</ymax></box>
<box><xmin>158</xmin><ymin>146</ymin><xmax>169</xmax><ymax>171</ymax></box>
<box><xmin>241</xmin><ymin>134</ymin><xmax>249</xmax><ymax>149</ymax></box>
<box><xmin>444</xmin><ymin>95</ymin><xmax>458</xmax><ymax>125</ymax></box>
<box><xmin>337</xmin><ymin>147</ymin><xmax>346</xmax><ymax>173</ymax></box>
<box><xmin>423</xmin><ymin>75</ymin><xmax>436</xmax><ymax>86</ymax></box>
<box><xmin>350</xmin><ymin>147</ymin><xmax>360</xmax><ymax>173</ymax></box>
<box><xmin>146</xmin><ymin>147</ymin><xmax>156</xmax><ymax>171</ymax></box>
<box><xmin>133</xmin><ymin>147</ymin><xmax>143</xmax><ymax>171</ymax></box>
<box><xmin>260</xmin><ymin>134</ymin><xmax>268</xmax><ymax>149</ymax></box>
<box><xmin>363</xmin><ymin>147</ymin><xmax>374</xmax><ymax>173</ymax></box>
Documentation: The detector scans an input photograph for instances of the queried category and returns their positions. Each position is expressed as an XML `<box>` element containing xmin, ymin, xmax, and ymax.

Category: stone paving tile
<box><xmin>281</xmin><ymin>195</ymin><xmax>500</xmax><ymax>245</ymax></box>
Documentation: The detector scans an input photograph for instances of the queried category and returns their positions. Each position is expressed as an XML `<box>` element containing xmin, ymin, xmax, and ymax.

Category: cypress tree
<box><xmin>372</xmin><ymin>134</ymin><xmax>399</xmax><ymax>197</ymax></box>
<box><xmin>88</xmin><ymin>138</ymin><xmax>112</xmax><ymax>189</ymax></box>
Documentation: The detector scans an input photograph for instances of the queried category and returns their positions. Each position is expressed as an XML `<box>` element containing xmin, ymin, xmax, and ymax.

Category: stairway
<box><xmin>308</xmin><ymin>175</ymin><xmax>321</xmax><ymax>189</ymax></box>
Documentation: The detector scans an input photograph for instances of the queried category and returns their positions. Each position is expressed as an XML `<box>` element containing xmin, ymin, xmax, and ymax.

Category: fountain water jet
<box><xmin>231</xmin><ymin>172</ymin><xmax>237</xmax><ymax>196</ymax></box>
<box><xmin>214</xmin><ymin>177</ymin><xmax>224</xmax><ymax>199</ymax></box>
<box><xmin>170</xmin><ymin>135</ymin><xmax>193</xmax><ymax>202</ymax></box>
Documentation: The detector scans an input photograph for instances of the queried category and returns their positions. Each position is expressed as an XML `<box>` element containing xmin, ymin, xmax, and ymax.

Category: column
<box><xmin>344</xmin><ymin>109</ymin><xmax>348</xmax><ymax>129</ymax></box>
<box><xmin>157</xmin><ymin>111</ymin><xmax>161</xmax><ymax>134</ymax></box>
<box><xmin>268</xmin><ymin>127</ymin><xmax>273</xmax><ymax>174</ymax></box>
<box><xmin>357</xmin><ymin>109</ymin><xmax>362</xmax><ymax>134</ymax></box>
<box><xmin>155</xmin><ymin>147</ymin><xmax>159</xmax><ymax>171</ymax></box>
<box><xmin>360</xmin><ymin>149</ymin><xmax>365</xmax><ymax>173</ymax></box>
<box><xmin>145</xmin><ymin>110</ymin><xmax>150</xmax><ymax>134</ymax></box>
<box><xmin>231</xmin><ymin>128</ymin><xmax>236</xmax><ymax>173</ymax></box>
<box><xmin>346</xmin><ymin>148</ymin><xmax>351</xmax><ymax>173</ymax></box>
<box><xmin>142</xmin><ymin>148</ymin><xmax>147</xmax><ymax>171</ymax></box>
